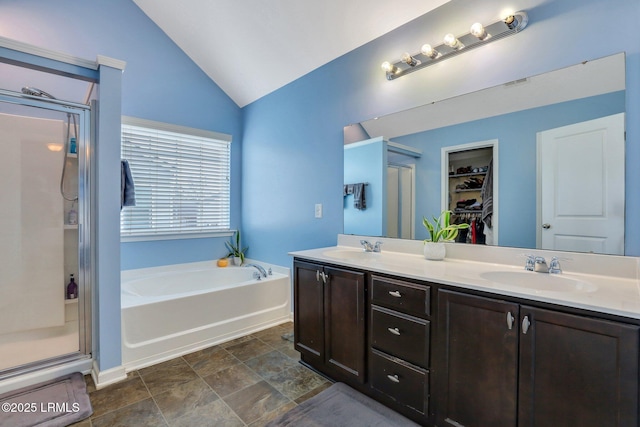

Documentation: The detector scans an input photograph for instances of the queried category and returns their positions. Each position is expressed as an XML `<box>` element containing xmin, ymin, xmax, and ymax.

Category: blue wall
<box><xmin>393</xmin><ymin>91</ymin><xmax>625</xmax><ymax>248</ymax></box>
<box><xmin>242</xmin><ymin>0</ymin><xmax>640</xmax><ymax>267</ymax></box>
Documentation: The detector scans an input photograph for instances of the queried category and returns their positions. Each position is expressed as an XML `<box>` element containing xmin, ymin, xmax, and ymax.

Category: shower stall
<box><xmin>0</xmin><ymin>88</ymin><xmax>92</xmax><ymax>380</ymax></box>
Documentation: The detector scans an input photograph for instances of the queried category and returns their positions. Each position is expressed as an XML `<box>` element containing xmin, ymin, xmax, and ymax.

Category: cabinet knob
<box><xmin>388</xmin><ymin>290</ymin><xmax>402</xmax><ymax>298</ymax></box>
<box><xmin>506</xmin><ymin>312</ymin><xmax>515</xmax><ymax>330</ymax></box>
<box><xmin>522</xmin><ymin>316</ymin><xmax>531</xmax><ymax>334</ymax></box>
<box><xmin>542</xmin><ymin>223</ymin><xmax>551</xmax><ymax>229</ymax></box>
<box><xmin>387</xmin><ymin>327</ymin><xmax>401</xmax><ymax>336</ymax></box>
<box><xmin>387</xmin><ymin>374</ymin><xmax>400</xmax><ymax>383</ymax></box>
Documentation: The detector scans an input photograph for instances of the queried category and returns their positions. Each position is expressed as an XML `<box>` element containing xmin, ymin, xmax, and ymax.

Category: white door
<box><xmin>387</xmin><ymin>165</ymin><xmax>415</xmax><ymax>239</ymax></box>
<box><xmin>538</xmin><ymin>113</ymin><xmax>625</xmax><ymax>254</ymax></box>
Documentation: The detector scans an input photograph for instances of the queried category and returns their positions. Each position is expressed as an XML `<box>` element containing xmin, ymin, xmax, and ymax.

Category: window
<box><xmin>120</xmin><ymin>117</ymin><xmax>231</xmax><ymax>240</ymax></box>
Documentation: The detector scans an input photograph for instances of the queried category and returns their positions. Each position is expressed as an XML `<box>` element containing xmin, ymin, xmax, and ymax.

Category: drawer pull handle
<box><xmin>387</xmin><ymin>374</ymin><xmax>400</xmax><ymax>383</ymax></box>
<box><xmin>387</xmin><ymin>327</ymin><xmax>401</xmax><ymax>335</ymax></box>
<box><xmin>388</xmin><ymin>290</ymin><xmax>402</xmax><ymax>298</ymax></box>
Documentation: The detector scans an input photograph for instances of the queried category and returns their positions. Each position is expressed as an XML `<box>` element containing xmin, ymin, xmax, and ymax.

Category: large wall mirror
<box><xmin>344</xmin><ymin>52</ymin><xmax>626</xmax><ymax>256</ymax></box>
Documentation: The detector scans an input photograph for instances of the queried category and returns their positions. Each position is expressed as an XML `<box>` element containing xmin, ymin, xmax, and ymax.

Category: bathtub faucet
<box><xmin>245</xmin><ymin>263</ymin><xmax>268</xmax><ymax>279</ymax></box>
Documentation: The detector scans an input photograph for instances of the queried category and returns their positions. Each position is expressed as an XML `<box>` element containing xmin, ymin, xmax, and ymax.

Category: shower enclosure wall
<box><xmin>0</xmin><ymin>90</ymin><xmax>92</xmax><ymax>381</ymax></box>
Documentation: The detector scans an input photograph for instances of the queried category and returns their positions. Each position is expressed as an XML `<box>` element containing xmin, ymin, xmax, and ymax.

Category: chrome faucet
<box><xmin>524</xmin><ymin>255</ymin><xmax>563</xmax><ymax>274</ymax></box>
<box><xmin>245</xmin><ymin>263</ymin><xmax>268</xmax><ymax>279</ymax></box>
<box><xmin>533</xmin><ymin>256</ymin><xmax>549</xmax><ymax>273</ymax></box>
<box><xmin>360</xmin><ymin>240</ymin><xmax>383</xmax><ymax>252</ymax></box>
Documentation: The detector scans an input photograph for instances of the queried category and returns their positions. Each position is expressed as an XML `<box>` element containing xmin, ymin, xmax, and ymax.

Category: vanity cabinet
<box><xmin>436</xmin><ymin>289</ymin><xmax>639</xmax><ymax>427</ymax></box>
<box><xmin>368</xmin><ymin>275</ymin><xmax>431</xmax><ymax>420</ymax></box>
<box><xmin>293</xmin><ymin>260</ymin><xmax>366</xmax><ymax>384</ymax></box>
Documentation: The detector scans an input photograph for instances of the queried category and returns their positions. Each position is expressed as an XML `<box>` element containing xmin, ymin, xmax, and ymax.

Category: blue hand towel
<box><xmin>121</xmin><ymin>159</ymin><xmax>136</xmax><ymax>209</ymax></box>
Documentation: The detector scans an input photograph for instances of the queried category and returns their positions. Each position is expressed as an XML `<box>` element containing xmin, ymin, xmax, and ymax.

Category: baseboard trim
<box><xmin>91</xmin><ymin>360</ymin><xmax>127</xmax><ymax>390</ymax></box>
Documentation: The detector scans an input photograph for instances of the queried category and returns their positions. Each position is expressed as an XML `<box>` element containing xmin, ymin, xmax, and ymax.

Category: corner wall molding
<box><xmin>0</xmin><ymin>35</ymin><xmax>98</xmax><ymax>70</ymax></box>
<box><xmin>96</xmin><ymin>55</ymin><xmax>127</xmax><ymax>71</ymax></box>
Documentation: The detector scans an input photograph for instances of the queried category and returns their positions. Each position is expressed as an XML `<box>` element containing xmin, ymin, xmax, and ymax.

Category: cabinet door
<box><xmin>324</xmin><ymin>266</ymin><xmax>366</xmax><ymax>383</ymax></box>
<box><xmin>436</xmin><ymin>290</ymin><xmax>519</xmax><ymax>427</ymax></box>
<box><xmin>293</xmin><ymin>261</ymin><xmax>324</xmax><ymax>363</ymax></box>
<box><xmin>518</xmin><ymin>306</ymin><xmax>639</xmax><ymax>427</ymax></box>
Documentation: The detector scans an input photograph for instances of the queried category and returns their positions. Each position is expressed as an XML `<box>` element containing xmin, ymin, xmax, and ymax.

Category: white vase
<box><xmin>423</xmin><ymin>242</ymin><xmax>446</xmax><ymax>261</ymax></box>
<box><xmin>233</xmin><ymin>256</ymin><xmax>243</xmax><ymax>266</ymax></box>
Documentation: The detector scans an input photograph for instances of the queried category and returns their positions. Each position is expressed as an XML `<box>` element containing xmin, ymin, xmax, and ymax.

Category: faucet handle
<box><xmin>524</xmin><ymin>254</ymin><xmax>535</xmax><ymax>271</ymax></box>
<box><xmin>360</xmin><ymin>240</ymin><xmax>373</xmax><ymax>252</ymax></box>
<box><xmin>548</xmin><ymin>256</ymin><xmax>569</xmax><ymax>274</ymax></box>
<box><xmin>373</xmin><ymin>241</ymin><xmax>383</xmax><ymax>252</ymax></box>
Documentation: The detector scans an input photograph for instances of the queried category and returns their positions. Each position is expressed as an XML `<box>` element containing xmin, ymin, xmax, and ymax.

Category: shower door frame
<box><xmin>0</xmin><ymin>89</ymin><xmax>93</xmax><ymax>377</ymax></box>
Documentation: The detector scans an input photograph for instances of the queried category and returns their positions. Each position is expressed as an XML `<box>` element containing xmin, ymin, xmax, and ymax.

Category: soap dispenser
<box><xmin>66</xmin><ymin>274</ymin><xmax>78</xmax><ymax>299</ymax></box>
<box><xmin>68</xmin><ymin>201</ymin><xmax>77</xmax><ymax>225</ymax></box>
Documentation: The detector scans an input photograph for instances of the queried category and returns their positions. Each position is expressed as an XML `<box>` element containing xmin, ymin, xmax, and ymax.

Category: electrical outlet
<box><xmin>315</xmin><ymin>203</ymin><xmax>323</xmax><ymax>218</ymax></box>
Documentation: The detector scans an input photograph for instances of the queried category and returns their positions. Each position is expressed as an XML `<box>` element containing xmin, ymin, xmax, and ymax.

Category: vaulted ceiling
<box><xmin>132</xmin><ymin>0</ymin><xmax>451</xmax><ymax>107</ymax></box>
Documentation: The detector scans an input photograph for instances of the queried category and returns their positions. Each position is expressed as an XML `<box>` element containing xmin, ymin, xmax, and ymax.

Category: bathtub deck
<box><xmin>82</xmin><ymin>322</ymin><xmax>332</xmax><ymax>426</ymax></box>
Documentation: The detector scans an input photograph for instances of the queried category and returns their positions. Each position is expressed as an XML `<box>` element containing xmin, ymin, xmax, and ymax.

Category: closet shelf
<box><xmin>455</xmin><ymin>188</ymin><xmax>482</xmax><ymax>193</ymax></box>
<box><xmin>449</xmin><ymin>171</ymin><xmax>487</xmax><ymax>178</ymax></box>
<box><xmin>453</xmin><ymin>209</ymin><xmax>483</xmax><ymax>214</ymax></box>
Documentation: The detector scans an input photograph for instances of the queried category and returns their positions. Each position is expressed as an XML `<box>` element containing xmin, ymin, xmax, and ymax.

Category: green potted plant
<box><xmin>422</xmin><ymin>210</ymin><xmax>469</xmax><ymax>260</ymax></box>
<box><xmin>225</xmin><ymin>230</ymin><xmax>248</xmax><ymax>266</ymax></box>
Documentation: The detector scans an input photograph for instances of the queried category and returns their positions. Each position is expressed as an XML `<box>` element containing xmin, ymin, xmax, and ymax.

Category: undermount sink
<box><xmin>322</xmin><ymin>249</ymin><xmax>381</xmax><ymax>261</ymax></box>
<box><xmin>480</xmin><ymin>271</ymin><xmax>597</xmax><ymax>293</ymax></box>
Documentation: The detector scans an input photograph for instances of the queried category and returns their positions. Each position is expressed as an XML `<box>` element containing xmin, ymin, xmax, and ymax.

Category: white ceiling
<box><xmin>132</xmin><ymin>0</ymin><xmax>451</xmax><ymax>107</ymax></box>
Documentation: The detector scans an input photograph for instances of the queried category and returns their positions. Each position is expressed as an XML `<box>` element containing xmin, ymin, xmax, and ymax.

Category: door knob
<box><xmin>542</xmin><ymin>223</ymin><xmax>551</xmax><ymax>229</ymax></box>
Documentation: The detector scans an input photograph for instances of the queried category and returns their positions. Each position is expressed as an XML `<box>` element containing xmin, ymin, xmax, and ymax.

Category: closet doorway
<box><xmin>442</xmin><ymin>140</ymin><xmax>498</xmax><ymax>245</ymax></box>
<box><xmin>387</xmin><ymin>163</ymin><xmax>415</xmax><ymax>239</ymax></box>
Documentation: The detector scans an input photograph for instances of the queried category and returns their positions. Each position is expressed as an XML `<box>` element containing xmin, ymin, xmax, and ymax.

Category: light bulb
<box><xmin>470</xmin><ymin>22</ymin><xmax>488</xmax><ymax>40</ymax></box>
<box><xmin>443</xmin><ymin>33</ymin><xmax>464</xmax><ymax>50</ymax></box>
<box><xmin>421</xmin><ymin>44</ymin><xmax>439</xmax><ymax>59</ymax></box>
<box><xmin>401</xmin><ymin>52</ymin><xmax>419</xmax><ymax>67</ymax></box>
<box><xmin>47</xmin><ymin>143</ymin><xmax>63</xmax><ymax>152</ymax></box>
<box><xmin>381</xmin><ymin>61</ymin><xmax>397</xmax><ymax>74</ymax></box>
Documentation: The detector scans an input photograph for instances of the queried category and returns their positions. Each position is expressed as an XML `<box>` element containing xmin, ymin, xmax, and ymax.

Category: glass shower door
<box><xmin>0</xmin><ymin>95</ymin><xmax>90</xmax><ymax>376</ymax></box>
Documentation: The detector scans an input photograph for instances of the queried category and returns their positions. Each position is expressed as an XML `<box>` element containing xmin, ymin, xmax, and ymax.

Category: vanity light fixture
<box><xmin>382</xmin><ymin>11</ymin><xmax>529</xmax><ymax>80</ymax></box>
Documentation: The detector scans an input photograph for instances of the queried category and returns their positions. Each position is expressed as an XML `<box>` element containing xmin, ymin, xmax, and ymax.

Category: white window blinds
<box><xmin>121</xmin><ymin>117</ymin><xmax>231</xmax><ymax>239</ymax></box>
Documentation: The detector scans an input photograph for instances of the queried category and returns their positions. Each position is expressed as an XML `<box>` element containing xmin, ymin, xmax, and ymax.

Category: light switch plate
<box><xmin>315</xmin><ymin>203</ymin><xmax>323</xmax><ymax>218</ymax></box>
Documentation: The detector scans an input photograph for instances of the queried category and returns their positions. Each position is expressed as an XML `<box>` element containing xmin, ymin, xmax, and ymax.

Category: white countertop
<box><xmin>290</xmin><ymin>240</ymin><xmax>640</xmax><ymax>320</ymax></box>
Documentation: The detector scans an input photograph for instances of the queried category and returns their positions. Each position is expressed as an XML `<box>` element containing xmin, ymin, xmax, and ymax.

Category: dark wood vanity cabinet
<box><xmin>436</xmin><ymin>289</ymin><xmax>640</xmax><ymax>427</ymax></box>
<box><xmin>293</xmin><ymin>260</ymin><xmax>366</xmax><ymax>384</ymax></box>
<box><xmin>368</xmin><ymin>275</ymin><xmax>431</xmax><ymax>420</ymax></box>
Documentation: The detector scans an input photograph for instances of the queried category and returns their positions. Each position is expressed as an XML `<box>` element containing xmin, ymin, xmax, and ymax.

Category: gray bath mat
<box><xmin>0</xmin><ymin>372</ymin><xmax>92</xmax><ymax>427</ymax></box>
<box><xmin>266</xmin><ymin>382</ymin><xmax>419</xmax><ymax>426</ymax></box>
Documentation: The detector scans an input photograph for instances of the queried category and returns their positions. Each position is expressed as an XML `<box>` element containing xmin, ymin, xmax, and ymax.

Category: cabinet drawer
<box><xmin>371</xmin><ymin>306</ymin><xmax>430</xmax><ymax>368</ymax></box>
<box><xmin>370</xmin><ymin>349</ymin><xmax>428</xmax><ymax>416</ymax></box>
<box><xmin>371</xmin><ymin>275</ymin><xmax>430</xmax><ymax>317</ymax></box>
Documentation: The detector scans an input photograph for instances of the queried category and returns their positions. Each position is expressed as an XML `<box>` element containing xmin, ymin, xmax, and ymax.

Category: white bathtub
<box><xmin>121</xmin><ymin>260</ymin><xmax>291</xmax><ymax>370</ymax></box>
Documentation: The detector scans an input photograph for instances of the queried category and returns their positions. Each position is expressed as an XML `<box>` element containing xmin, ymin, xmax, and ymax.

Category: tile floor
<box><xmin>71</xmin><ymin>322</ymin><xmax>331</xmax><ymax>426</ymax></box>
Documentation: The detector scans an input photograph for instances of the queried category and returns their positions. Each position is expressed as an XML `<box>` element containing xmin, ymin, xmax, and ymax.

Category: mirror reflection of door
<box><xmin>538</xmin><ymin>113</ymin><xmax>625</xmax><ymax>255</ymax></box>
<box><xmin>387</xmin><ymin>164</ymin><xmax>415</xmax><ymax>239</ymax></box>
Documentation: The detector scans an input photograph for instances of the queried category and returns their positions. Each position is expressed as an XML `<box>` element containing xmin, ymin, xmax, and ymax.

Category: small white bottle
<box><xmin>68</xmin><ymin>202</ymin><xmax>78</xmax><ymax>225</ymax></box>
